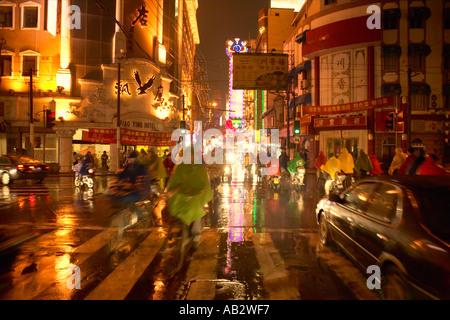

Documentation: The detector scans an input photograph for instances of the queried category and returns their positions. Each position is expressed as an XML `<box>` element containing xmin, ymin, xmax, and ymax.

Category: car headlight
<box><xmin>88</xmin><ymin>168</ymin><xmax>95</xmax><ymax>174</ymax></box>
<box><xmin>224</xmin><ymin>166</ymin><xmax>231</xmax><ymax>174</ymax></box>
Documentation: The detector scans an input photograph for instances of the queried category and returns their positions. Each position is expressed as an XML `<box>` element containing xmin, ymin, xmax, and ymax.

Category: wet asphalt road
<box><xmin>0</xmin><ymin>168</ymin><xmax>380</xmax><ymax>300</ymax></box>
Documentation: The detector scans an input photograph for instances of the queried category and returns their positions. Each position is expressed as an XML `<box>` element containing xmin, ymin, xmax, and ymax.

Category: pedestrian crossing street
<box><xmin>0</xmin><ymin>224</ymin><xmax>304</xmax><ymax>300</ymax></box>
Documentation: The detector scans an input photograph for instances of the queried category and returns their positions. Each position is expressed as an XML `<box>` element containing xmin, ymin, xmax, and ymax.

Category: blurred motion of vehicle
<box><xmin>293</xmin><ymin>166</ymin><xmax>306</xmax><ymax>191</ymax></box>
<box><xmin>222</xmin><ymin>164</ymin><xmax>232</xmax><ymax>183</ymax></box>
<box><xmin>74</xmin><ymin>167</ymin><xmax>95</xmax><ymax>189</ymax></box>
<box><xmin>316</xmin><ymin>176</ymin><xmax>450</xmax><ymax>300</ymax></box>
<box><xmin>0</xmin><ymin>155</ymin><xmax>50</xmax><ymax>185</ymax></box>
<box><xmin>269</xmin><ymin>175</ymin><xmax>281</xmax><ymax>191</ymax></box>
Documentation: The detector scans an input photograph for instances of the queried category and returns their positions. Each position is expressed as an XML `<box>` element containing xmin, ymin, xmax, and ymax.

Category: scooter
<box><xmin>269</xmin><ymin>175</ymin><xmax>281</xmax><ymax>191</ymax></box>
<box><xmin>293</xmin><ymin>166</ymin><xmax>306</xmax><ymax>191</ymax></box>
<box><xmin>222</xmin><ymin>164</ymin><xmax>232</xmax><ymax>183</ymax></box>
<box><xmin>75</xmin><ymin>168</ymin><xmax>95</xmax><ymax>189</ymax></box>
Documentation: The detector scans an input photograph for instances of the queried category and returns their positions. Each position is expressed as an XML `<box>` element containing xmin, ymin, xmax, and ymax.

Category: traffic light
<box><xmin>180</xmin><ymin>120</ymin><xmax>186</xmax><ymax>134</ymax></box>
<box><xmin>385</xmin><ymin>112</ymin><xmax>394</xmax><ymax>131</ymax></box>
<box><xmin>294</xmin><ymin>120</ymin><xmax>301</xmax><ymax>135</ymax></box>
<box><xmin>46</xmin><ymin>110</ymin><xmax>55</xmax><ymax>128</ymax></box>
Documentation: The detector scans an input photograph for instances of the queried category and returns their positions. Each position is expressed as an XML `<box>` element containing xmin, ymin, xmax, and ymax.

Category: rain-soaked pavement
<box><xmin>0</xmin><ymin>166</ymin><xmax>380</xmax><ymax>300</ymax></box>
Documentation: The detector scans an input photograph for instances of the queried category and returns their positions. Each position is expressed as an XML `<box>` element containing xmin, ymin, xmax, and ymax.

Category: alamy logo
<box><xmin>67</xmin><ymin>265</ymin><xmax>81</xmax><ymax>290</ymax></box>
<box><xmin>68</xmin><ymin>5</ymin><xmax>81</xmax><ymax>30</ymax></box>
<box><xmin>366</xmin><ymin>5</ymin><xmax>381</xmax><ymax>30</ymax></box>
<box><xmin>366</xmin><ymin>265</ymin><xmax>381</xmax><ymax>290</ymax></box>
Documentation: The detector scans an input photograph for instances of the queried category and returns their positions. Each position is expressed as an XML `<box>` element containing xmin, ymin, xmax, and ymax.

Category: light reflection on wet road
<box><xmin>0</xmin><ymin>170</ymin><xmax>379</xmax><ymax>300</ymax></box>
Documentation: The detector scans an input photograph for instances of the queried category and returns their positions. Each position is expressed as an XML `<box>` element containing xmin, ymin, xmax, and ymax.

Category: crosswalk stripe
<box><xmin>72</xmin><ymin>229</ymin><xmax>118</xmax><ymax>253</ymax></box>
<box><xmin>252</xmin><ymin>233</ymin><xmax>301</xmax><ymax>300</ymax></box>
<box><xmin>84</xmin><ymin>230</ymin><xmax>166</xmax><ymax>300</ymax></box>
<box><xmin>1</xmin><ymin>229</ymin><xmax>114</xmax><ymax>300</ymax></box>
<box><xmin>184</xmin><ymin>229</ymin><xmax>221</xmax><ymax>300</ymax></box>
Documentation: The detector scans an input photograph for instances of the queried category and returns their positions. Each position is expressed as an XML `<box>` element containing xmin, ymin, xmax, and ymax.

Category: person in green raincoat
<box><xmin>355</xmin><ymin>149</ymin><xmax>373</xmax><ymax>179</ymax></box>
<box><xmin>287</xmin><ymin>152</ymin><xmax>305</xmax><ymax>176</ymax></box>
<box><xmin>166</xmin><ymin>148</ymin><xmax>213</xmax><ymax>238</ymax></box>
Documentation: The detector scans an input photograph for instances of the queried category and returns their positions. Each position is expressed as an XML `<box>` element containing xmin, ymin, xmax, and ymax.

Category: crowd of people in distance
<box><xmin>315</xmin><ymin>147</ymin><xmax>449</xmax><ymax>195</ymax></box>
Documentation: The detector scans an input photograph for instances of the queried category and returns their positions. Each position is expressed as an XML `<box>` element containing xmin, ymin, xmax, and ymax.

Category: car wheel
<box><xmin>1</xmin><ymin>172</ymin><xmax>11</xmax><ymax>185</ymax></box>
<box><xmin>318</xmin><ymin>212</ymin><xmax>330</xmax><ymax>246</ymax></box>
<box><xmin>382</xmin><ymin>265</ymin><xmax>413</xmax><ymax>300</ymax></box>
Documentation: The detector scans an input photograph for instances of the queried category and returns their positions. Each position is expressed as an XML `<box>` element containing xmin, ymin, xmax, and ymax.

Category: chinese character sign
<box><xmin>232</xmin><ymin>53</ymin><xmax>288</xmax><ymax>91</ymax></box>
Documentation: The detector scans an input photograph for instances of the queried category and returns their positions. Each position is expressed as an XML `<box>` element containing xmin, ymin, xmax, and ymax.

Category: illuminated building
<box><xmin>226</xmin><ymin>38</ymin><xmax>249</xmax><ymax>122</ymax></box>
<box><xmin>284</xmin><ymin>0</ymin><xmax>450</xmax><ymax>167</ymax></box>
<box><xmin>0</xmin><ymin>0</ymin><xmax>200</xmax><ymax>172</ymax></box>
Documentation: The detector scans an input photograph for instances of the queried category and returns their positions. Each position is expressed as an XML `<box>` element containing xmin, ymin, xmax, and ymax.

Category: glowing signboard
<box><xmin>226</xmin><ymin>38</ymin><xmax>249</xmax><ymax>120</ymax></box>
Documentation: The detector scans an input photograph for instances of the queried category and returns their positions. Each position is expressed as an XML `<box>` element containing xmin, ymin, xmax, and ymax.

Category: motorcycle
<box><xmin>293</xmin><ymin>166</ymin><xmax>306</xmax><ymax>191</ymax></box>
<box><xmin>269</xmin><ymin>175</ymin><xmax>281</xmax><ymax>191</ymax></box>
<box><xmin>222</xmin><ymin>164</ymin><xmax>232</xmax><ymax>183</ymax></box>
<box><xmin>74</xmin><ymin>168</ymin><xmax>95</xmax><ymax>189</ymax></box>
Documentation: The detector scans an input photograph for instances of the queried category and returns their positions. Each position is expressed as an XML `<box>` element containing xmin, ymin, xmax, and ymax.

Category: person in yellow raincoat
<box><xmin>338</xmin><ymin>148</ymin><xmax>355</xmax><ymax>174</ymax></box>
<box><xmin>388</xmin><ymin>148</ymin><xmax>407</xmax><ymax>175</ymax></box>
<box><xmin>338</xmin><ymin>148</ymin><xmax>355</xmax><ymax>189</ymax></box>
<box><xmin>146</xmin><ymin>148</ymin><xmax>168</xmax><ymax>190</ymax></box>
<box><xmin>165</xmin><ymin>148</ymin><xmax>213</xmax><ymax>240</ymax></box>
<box><xmin>321</xmin><ymin>154</ymin><xmax>341</xmax><ymax>195</ymax></box>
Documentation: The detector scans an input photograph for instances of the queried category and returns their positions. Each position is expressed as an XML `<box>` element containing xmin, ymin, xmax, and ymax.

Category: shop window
<box><xmin>0</xmin><ymin>3</ymin><xmax>14</xmax><ymax>28</ymax></box>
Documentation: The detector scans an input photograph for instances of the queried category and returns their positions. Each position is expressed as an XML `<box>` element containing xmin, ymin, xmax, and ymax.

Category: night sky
<box><xmin>197</xmin><ymin>0</ymin><xmax>269</xmax><ymax>103</ymax></box>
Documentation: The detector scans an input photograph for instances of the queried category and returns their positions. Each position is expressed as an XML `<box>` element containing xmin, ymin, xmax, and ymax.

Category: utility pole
<box><xmin>116</xmin><ymin>61</ymin><xmax>121</xmax><ymax>171</ymax></box>
<box><xmin>407</xmin><ymin>67</ymin><xmax>412</xmax><ymax>149</ymax></box>
<box><xmin>29</xmin><ymin>68</ymin><xmax>34</xmax><ymax>158</ymax></box>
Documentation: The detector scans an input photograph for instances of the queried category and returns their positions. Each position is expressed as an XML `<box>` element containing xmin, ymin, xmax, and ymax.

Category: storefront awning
<box><xmin>382</xmin><ymin>45</ymin><xmax>402</xmax><ymax>56</ymax></box>
<box><xmin>295</xmin><ymin>30</ymin><xmax>309</xmax><ymax>44</ymax></box>
<box><xmin>408</xmin><ymin>7</ymin><xmax>431</xmax><ymax>20</ymax></box>
<box><xmin>382</xmin><ymin>84</ymin><xmax>402</xmax><ymax>96</ymax></box>
<box><xmin>411</xmin><ymin>83</ymin><xmax>431</xmax><ymax>95</ymax></box>
<box><xmin>288</xmin><ymin>60</ymin><xmax>311</xmax><ymax>80</ymax></box>
<box><xmin>383</xmin><ymin>8</ymin><xmax>401</xmax><ymax>19</ymax></box>
<box><xmin>408</xmin><ymin>43</ymin><xmax>431</xmax><ymax>56</ymax></box>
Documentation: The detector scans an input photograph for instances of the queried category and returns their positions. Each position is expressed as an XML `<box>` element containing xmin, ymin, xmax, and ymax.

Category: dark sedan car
<box><xmin>316</xmin><ymin>175</ymin><xmax>450</xmax><ymax>300</ymax></box>
<box><xmin>0</xmin><ymin>155</ymin><xmax>50</xmax><ymax>185</ymax></box>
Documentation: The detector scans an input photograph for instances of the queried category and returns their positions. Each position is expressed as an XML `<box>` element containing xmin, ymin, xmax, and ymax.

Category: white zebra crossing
<box><xmin>0</xmin><ymin>225</ymin><xmax>302</xmax><ymax>300</ymax></box>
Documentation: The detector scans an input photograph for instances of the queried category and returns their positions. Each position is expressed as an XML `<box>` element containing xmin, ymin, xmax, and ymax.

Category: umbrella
<box><xmin>79</xmin><ymin>148</ymin><xmax>96</xmax><ymax>156</ymax></box>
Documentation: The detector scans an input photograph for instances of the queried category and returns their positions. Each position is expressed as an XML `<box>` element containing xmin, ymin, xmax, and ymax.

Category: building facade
<box><xmin>0</xmin><ymin>0</ymin><xmax>200</xmax><ymax>172</ymax></box>
<box><xmin>283</xmin><ymin>0</ymin><xmax>450</xmax><ymax>168</ymax></box>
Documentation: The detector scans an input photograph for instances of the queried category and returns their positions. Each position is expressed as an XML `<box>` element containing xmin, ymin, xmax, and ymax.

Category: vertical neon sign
<box><xmin>226</xmin><ymin>38</ymin><xmax>248</xmax><ymax>120</ymax></box>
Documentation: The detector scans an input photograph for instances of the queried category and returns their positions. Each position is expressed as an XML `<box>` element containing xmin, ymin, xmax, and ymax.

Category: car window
<box><xmin>343</xmin><ymin>182</ymin><xmax>378</xmax><ymax>212</ymax></box>
<box><xmin>365</xmin><ymin>183</ymin><xmax>400</xmax><ymax>223</ymax></box>
<box><xmin>0</xmin><ymin>156</ymin><xmax>11</xmax><ymax>165</ymax></box>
